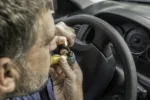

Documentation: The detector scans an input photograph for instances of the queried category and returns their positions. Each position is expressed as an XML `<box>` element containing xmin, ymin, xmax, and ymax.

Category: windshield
<box><xmin>89</xmin><ymin>0</ymin><xmax>150</xmax><ymax>3</ymax></box>
<box><xmin>118</xmin><ymin>0</ymin><xmax>150</xmax><ymax>3</ymax></box>
<box><xmin>89</xmin><ymin>0</ymin><xmax>106</xmax><ymax>3</ymax></box>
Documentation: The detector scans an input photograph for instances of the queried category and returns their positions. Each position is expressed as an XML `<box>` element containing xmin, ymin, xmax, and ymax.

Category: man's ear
<box><xmin>0</xmin><ymin>58</ymin><xmax>19</xmax><ymax>93</ymax></box>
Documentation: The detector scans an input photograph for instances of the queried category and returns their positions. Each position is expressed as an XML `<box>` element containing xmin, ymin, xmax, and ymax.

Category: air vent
<box><xmin>73</xmin><ymin>25</ymin><xmax>82</xmax><ymax>35</ymax></box>
<box><xmin>73</xmin><ymin>24</ymin><xmax>90</xmax><ymax>40</ymax></box>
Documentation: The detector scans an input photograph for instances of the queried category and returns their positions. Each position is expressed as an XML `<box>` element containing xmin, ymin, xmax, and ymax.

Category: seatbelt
<box><xmin>40</xmin><ymin>86</ymin><xmax>51</xmax><ymax>100</ymax></box>
<box><xmin>11</xmin><ymin>78</ymin><xmax>54</xmax><ymax>100</ymax></box>
<box><xmin>40</xmin><ymin>78</ymin><xmax>55</xmax><ymax>100</ymax></box>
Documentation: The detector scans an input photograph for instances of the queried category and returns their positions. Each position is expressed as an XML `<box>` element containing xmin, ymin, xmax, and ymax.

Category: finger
<box><xmin>50</xmin><ymin>68</ymin><xmax>58</xmax><ymax>81</ymax></box>
<box><xmin>49</xmin><ymin>42</ymin><xmax>57</xmax><ymax>52</ymax></box>
<box><xmin>59</xmin><ymin>56</ymin><xmax>74</xmax><ymax>79</ymax></box>
<box><xmin>53</xmin><ymin>65</ymin><xmax>63</xmax><ymax>76</ymax></box>
<box><xmin>67</xmin><ymin>35</ymin><xmax>76</xmax><ymax>47</ymax></box>
<box><xmin>71</xmin><ymin>61</ymin><xmax>80</xmax><ymax>70</ymax></box>
<box><xmin>71</xmin><ymin>62</ymin><xmax>83</xmax><ymax>84</ymax></box>
<box><xmin>49</xmin><ymin>36</ymin><xmax>68</xmax><ymax>52</ymax></box>
<box><xmin>52</xmin><ymin>36</ymin><xmax>68</xmax><ymax>46</ymax></box>
<box><xmin>56</xmin><ymin>22</ymin><xmax>75</xmax><ymax>36</ymax></box>
<box><xmin>56</xmin><ymin>22</ymin><xmax>76</xmax><ymax>46</ymax></box>
<box><xmin>53</xmin><ymin>73</ymin><xmax>65</xmax><ymax>86</ymax></box>
<box><xmin>68</xmin><ymin>26</ymin><xmax>75</xmax><ymax>33</ymax></box>
<box><xmin>56</xmin><ymin>27</ymin><xmax>76</xmax><ymax>46</ymax></box>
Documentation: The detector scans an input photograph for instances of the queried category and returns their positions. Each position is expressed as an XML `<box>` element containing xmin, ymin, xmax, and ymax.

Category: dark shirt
<box><xmin>12</xmin><ymin>79</ymin><xmax>55</xmax><ymax>100</ymax></box>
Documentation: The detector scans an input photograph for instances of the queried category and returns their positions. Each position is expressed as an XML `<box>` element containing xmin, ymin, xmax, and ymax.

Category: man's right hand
<box><xmin>50</xmin><ymin>56</ymin><xmax>83</xmax><ymax>100</ymax></box>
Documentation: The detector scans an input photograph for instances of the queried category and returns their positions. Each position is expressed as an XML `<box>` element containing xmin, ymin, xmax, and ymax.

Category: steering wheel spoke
<box><xmin>63</xmin><ymin>14</ymin><xmax>137</xmax><ymax>100</ymax></box>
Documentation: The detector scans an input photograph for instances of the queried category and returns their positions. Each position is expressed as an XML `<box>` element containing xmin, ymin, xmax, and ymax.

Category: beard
<box><xmin>8</xmin><ymin>61</ymin><xmax>49</xmax><ymax>98</ymax></box>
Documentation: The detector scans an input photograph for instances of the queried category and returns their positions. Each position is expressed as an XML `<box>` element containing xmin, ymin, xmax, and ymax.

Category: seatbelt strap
<box><xmin>40</xmin><ymin>86</ymin><xmax>51</xmax><ymax>100</ymax></box>
<box><xmin>40</xmin><ymin>78</ymin><xmax>55</xmax><ymax>100</ymax></box>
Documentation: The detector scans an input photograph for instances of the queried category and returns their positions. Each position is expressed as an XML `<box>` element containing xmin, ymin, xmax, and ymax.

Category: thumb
<box><xmin>59</xmin><ymin>56</ymin><xmax>74</xmax><ymax>79</ymax></box>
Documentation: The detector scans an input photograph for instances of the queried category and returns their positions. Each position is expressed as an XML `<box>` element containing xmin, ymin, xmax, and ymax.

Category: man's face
<box><xmin>11</xmin><ymin>10</ymin><xmax>55</xmax><ymax>97</ymax></box>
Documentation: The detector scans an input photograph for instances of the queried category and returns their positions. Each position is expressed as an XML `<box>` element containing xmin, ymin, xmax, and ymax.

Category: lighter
<box><xmin>50</xmin><ymin>45</ymin><xmax>76</xmax><ymax>65</ymax></box>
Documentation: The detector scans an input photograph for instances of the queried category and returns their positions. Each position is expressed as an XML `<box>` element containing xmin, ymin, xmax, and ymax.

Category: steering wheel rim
<box><xmin>63</xmin><ymin>14</ymin><xmax>137</xmax><ymax>100</ymax></box>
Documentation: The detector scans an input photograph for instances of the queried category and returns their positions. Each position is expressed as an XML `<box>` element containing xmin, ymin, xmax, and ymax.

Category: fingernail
<box><xmin>59</xmin><ymin>40</ymin><xmax>64</xmax><ymax>44</ymax></box>
<box><xmin>61</xmin><ymin>56</ymin><xmax>67</xmax><ymax>63</ymax></box>
<box><xmin>59</xmin><ymin>22</ymin><xmax>66</xmax><ymax>26</ymax></box>
<box><xmin>64</xmin><ymin>40</ymin><xmax>68</xmax><ymax>46</ymax></box>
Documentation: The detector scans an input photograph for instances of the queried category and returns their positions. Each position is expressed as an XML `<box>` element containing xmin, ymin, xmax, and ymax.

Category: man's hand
<box><xmin>50</xmin><ymin>57</ymin><xmax>83</xmax><ymax>100</ymax></box>
<box><xmin>49</xmin><ymin>22</ymin><xmax>83</xmax><ymax>100</ymax></box>
<box><xmin>49</xmin><ymin>22</ymin><xmax>76</xmax><ymax>52</ymax></box>
<box><xmin>55</xmin><ymin>22</ymin><xmax>76</xmax><ymax>46</ymax></box>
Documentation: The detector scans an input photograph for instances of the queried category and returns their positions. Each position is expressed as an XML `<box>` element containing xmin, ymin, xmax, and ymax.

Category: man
<box><xmin>0</xmin><ymin>0</ymin><xmax>83</xmax><ymax>100</ymax></box>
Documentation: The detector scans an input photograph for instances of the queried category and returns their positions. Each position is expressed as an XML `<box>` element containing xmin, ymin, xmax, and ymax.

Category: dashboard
<box><xmin>113</xmin><ymin>23</ymin><xmax>150</xmax><ymax>65</ymax></box>
<box><xmin>54</xmin><ymin>0</ymin><xmax>150</xmax><ymax>99</ymax></box>
<box><xmin>71</xmin><ymin>16</ymin><xmax>150</xmax><ymax>100</ymax></box>
<box><xmin>74</xmin><ymin>21</ymin><xmax>150</xmax><ymax>65</ymax></box>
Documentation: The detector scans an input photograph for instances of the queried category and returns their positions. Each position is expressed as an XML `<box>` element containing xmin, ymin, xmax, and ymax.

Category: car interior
<box><xmin>52</xmin><ymin>0</ymin><xmax>150</xmax><ymax>100</ymax></box>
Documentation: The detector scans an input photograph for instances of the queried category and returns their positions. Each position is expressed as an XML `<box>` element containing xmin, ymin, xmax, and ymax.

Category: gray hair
<box><xmin>0</xmin><ymin>0</ymin><xmax>51</xmax><ymax>59</ymax></box>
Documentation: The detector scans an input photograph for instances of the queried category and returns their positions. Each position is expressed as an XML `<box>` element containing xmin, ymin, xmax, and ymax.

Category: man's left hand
<box><xmin>55</xmin><ymin>22</ymin><xmax>76</xmax><ymax>46</ymax></box>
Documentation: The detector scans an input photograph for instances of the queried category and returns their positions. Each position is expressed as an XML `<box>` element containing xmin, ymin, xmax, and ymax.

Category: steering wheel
<box><xmin>62</xmin><ymin>15</ymin><xmax>137</xmax><ymax>100</ymax></box>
